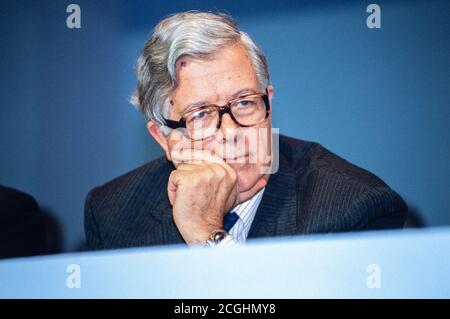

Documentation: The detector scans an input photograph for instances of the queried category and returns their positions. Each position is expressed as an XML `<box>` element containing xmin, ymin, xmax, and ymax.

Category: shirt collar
<box><xmin>232</xmin><ymin>187</ymin><xmax>266</xmax><ymax>224</ymax></box>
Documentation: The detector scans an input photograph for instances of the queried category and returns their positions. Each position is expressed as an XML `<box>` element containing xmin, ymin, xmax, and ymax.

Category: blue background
<box><xmin>1</xmin><ymin>0</ymin><xmax>449</xmax><ymax>251</ymax></box>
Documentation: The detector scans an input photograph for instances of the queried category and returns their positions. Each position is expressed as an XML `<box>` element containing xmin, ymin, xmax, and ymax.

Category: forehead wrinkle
<box><xmin>178</xmin><ymin>69</ymin><xmax>255</xmax><ymax>100</ymax></box>
<box><xmin>170</xmin><ymin>45</ymin><xmax>259</xmax><ymax>118</ymax></box>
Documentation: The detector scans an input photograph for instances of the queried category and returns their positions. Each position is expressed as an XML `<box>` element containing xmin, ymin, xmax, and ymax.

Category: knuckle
<box><xmin>213</xmin><ymin>164</ymin><xmax>227</xmax><ymax>179</ymax></box>
<box><xmin>203</xmin><ymin>166</ymin><xmax>215</xmax><ymax>178</ymax></box>
<box><xmin>169</xmin><ymin>170</ymin><xmax>178</xmax><ymax>180</ymax></box>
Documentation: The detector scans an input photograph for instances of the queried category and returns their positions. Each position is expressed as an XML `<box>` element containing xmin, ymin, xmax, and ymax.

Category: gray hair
<box><xmin>131</xmin><ymin>11</ymin><xmax>270</xmax><ymax>131</ymax></box>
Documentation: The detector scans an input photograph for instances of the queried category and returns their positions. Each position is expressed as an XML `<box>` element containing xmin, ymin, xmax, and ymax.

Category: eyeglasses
<box><xmin>163</xmin><ymin>90</ymin><xmax>270</xmax><ymax>141</ymax></box>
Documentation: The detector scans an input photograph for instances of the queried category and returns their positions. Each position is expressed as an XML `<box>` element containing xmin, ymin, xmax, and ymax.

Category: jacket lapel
<box><xmin>247</xmin><ymin>159</ymin><xmax>299</xmax><ymax>239</ymax></box>
<box><xmin>138</xmin><ymin>159</ymin><xmax>186</xmax><ymax>245</ymax></box>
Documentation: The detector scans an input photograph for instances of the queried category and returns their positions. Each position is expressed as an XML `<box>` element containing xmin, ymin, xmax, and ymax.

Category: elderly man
<box><xmin>84</xmin><ymin>11</ymin><xmax>407</xmax><ymax>250</ymax></box>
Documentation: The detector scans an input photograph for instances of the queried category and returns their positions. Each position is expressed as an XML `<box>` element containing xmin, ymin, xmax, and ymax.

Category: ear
<box><xmin>267</xmin><ymin>84</ymin><xmax>274</xmax><ymax>105</ymax></box>
<box><xmin>146</xmin><ymin>121</ymin><xmax>170</xmax><ymax>159</ymax></box>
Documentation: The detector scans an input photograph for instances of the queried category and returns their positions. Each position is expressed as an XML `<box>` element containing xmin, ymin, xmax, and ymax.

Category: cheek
<box><xmin>166</xmin><ymin>131</ymin><xmax>187</xmax><ymax>158</ymax></box>
<box><xmin>234</xmin><ymin>162</ymin><xmax>261</xmax><ymax>182</ymax></box>
<box><xmin>245</xmin><ymin>127</ymin><xmax>272</xmax><ymax>159</ymax></box>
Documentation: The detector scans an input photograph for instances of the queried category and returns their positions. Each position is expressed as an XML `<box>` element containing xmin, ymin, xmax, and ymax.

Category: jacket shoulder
<box><xmin>278</xmin><ymin>135</ymin><xmax>408</xmax><ymax>232</ymax></box>
<box><xmin>279</xmin><ymin>135</ymin><xmax>385</xmax><ymax>187</ymax></box>
<box><xmin>83</xmin><ymin>156</ymin><xmax>173</xmax><ymax>250</ymax></box>
<box><xmin>87</xmin><ymin>156</ymin><xmax>171</xmax><ymax>206</ymax></box>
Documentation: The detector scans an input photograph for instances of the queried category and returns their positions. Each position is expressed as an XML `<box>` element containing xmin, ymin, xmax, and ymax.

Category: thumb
<box><xmin>167</xmin><ymin>182</ymin><xmax>176</xmax><ymax>206</ymax></box>
<box><xmin>167</xmin><ymin>170</ymin><xmax>181</xmax><ymax>206</ymax></box>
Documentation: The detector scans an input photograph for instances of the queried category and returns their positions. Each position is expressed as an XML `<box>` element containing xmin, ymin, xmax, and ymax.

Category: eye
<box><xmin>236</xmin><ymin>99</ymin><xmax>255</xmax><ymax>108</ymax></box>
<box><xmin>192</xmin><ymin>110</ymin><xmax>207</xmax><ymax>120</ymax></box>
<box><xmin>187</xmin><ymin>108</ymin><xmax>213</xmax><ymax>122</ymax></box>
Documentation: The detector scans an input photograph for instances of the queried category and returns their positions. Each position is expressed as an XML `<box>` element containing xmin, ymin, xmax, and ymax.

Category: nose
<box><xmin>218</xmin><ymin>112</ymin><xmax>239</xmax><ymax>142</ymax></box>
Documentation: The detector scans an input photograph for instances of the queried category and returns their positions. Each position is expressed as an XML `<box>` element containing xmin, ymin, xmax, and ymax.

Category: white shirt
<box><xmin>216</xmin><ymin>187</ymin><xmax>266</xmax><ymax>247</ymax></box>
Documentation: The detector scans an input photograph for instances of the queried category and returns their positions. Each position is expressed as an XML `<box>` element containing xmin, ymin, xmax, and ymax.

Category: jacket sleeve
<box><xmin>342</xmin><ymin>186</ymin><xmax>408</xmax><ymax>231</ymax></box>
<box><xmin>83</xmin><ymin>189</ymin><xmax>103</xmax><ymax>251</ymax></box>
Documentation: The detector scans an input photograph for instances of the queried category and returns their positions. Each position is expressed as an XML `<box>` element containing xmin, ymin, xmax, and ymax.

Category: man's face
<box><xmin>152</xmin><ymin>42</ymin><xmax>274</xmax><ymax>203</ymax></box>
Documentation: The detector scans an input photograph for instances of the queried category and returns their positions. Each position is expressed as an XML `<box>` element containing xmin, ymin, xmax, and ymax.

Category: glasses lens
<box><xmin>231</xmin><ymin>95</ymin><xmax>266</xmax><ymax>126</ymax></box>
<box><xmin>183</xmin><ymin>95</ymin><xmax>268</xmax><ymax>141</ymax></box>
<box><xmin>185</xmin><ymin>107</ymin><xmax>219</xmax><ymax>140</ymax></box>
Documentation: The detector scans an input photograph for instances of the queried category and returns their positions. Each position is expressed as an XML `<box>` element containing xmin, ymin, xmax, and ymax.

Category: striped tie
<box><xmin>223</xmin><ymin>211</ymin><xmax>239</xmax><ymax>232</ymax></box>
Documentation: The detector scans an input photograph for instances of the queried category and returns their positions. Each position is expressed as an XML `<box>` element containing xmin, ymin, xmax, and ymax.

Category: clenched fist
<box><xmin>168</xmin><ymin>149</ymin><xmax>240</xmax><ymax>244</ymax></box>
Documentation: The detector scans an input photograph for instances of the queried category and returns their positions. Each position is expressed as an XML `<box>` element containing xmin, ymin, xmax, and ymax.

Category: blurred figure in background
<box><xmin>0</xmin><ymin>185</ymin><xmax>60</xmax><ymax>259</ymax></box>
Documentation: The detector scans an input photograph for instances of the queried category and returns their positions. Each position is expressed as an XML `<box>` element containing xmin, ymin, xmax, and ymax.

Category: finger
<box><xmin>175</xmin><ymin>162</ymin><xmax>205</xmax><ymax>172</ymax></box>
<box><xmin>171</xmin><ymin>149</ymin><xmax>224</xmax><ymax>165</ymax></box>
<box><xmin>168</xmin><ymin>170</ymin><xmax>191</xmax><ymax>189</ymax></box>
<box><xmin>172</xmin><ymin>149</ymin><xmax>236</xmax><ymax>178</ymax></box>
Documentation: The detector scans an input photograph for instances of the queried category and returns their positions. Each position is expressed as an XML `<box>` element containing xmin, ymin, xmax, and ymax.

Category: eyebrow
<box><xmin>181</xmin><ymin>88</ymin><xmax>259</xmax><ymax>114</ymax></box>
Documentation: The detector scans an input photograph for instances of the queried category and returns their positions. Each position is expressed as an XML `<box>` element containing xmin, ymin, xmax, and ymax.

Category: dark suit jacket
<box><xmin>0</xmin><ymin>185</ymin><xmax>56</xmax><ymax>258</ymax></box>
<box><xmin>84</xmin><ymin>135</ymin><xmax>407</xmax><ymax>250</ymax></box>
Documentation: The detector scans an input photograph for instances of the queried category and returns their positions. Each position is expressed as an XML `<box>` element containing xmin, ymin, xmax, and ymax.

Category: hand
<box><xmin>168</xmin><ymin>149</ymin><xmax>239</xmax><ymax>244</ymax></box>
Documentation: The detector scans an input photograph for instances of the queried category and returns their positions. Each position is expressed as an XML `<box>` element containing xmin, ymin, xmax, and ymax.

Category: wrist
<box><xmin>203</xmin><ymin>229</ymin><xmax>229</xmax><ymax>247</ymax></box>
<box><xmin>177</xmin><ymin>220</ymin><xmax>223</xmax><ymax>244</ymax></box>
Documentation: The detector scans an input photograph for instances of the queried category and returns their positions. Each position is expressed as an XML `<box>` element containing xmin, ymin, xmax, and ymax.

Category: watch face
<box><xmin>211</xmin><ymin>230</ymin><xmax>228</xmax><ymax>243</ymax></box>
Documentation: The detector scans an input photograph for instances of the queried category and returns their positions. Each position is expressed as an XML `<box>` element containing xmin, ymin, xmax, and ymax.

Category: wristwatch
<box><xmin>204</xmin><ymin>229</ymin><xmax>228</xmax><ymax>247</ymax></box>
